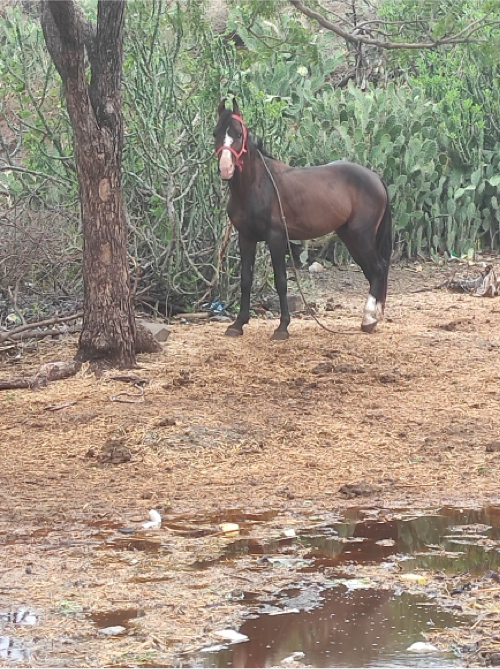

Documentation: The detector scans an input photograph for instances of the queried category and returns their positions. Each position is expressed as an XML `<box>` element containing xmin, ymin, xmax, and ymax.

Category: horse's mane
<box><xmin>253</xmin><ymin>136</ymin><xmax>275</xmax><ymax>160</ymax></box>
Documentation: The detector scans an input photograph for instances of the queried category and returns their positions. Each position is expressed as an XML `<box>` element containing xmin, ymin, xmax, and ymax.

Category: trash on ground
<box><xmin>142</xmin><ymin>509</ymin><xmax>162</xmax><ymax>530</ymax></box>
<box><xmin>213</xmin><ymin>629</ymin><xmax>249</xmax><ymax>644</ymax></box>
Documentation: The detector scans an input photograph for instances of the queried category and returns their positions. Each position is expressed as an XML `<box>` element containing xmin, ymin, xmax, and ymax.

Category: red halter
<box><xmin>215</xmin><ymin>114</ymin><xmax>248</xmax><ymax>172</ymax></box>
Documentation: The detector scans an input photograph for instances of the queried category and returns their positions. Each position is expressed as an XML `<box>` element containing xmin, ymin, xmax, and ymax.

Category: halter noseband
<box><xmin>215</xmin><ymin>114</ymin><xmax>248</xmax><ymax>172</ymax></box>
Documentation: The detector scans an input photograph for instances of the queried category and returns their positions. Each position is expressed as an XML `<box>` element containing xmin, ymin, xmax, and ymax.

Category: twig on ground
<box><xmin>0</xmin><ymin>311</ymin><xmax>83</xmax><ymax>344</ymax></box>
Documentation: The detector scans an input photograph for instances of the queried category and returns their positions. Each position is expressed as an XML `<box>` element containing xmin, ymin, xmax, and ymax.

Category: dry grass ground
<box><xmin>1</xmin><ymin>260</ymin><xmax>500</xmax><ymax>666</ymax></box>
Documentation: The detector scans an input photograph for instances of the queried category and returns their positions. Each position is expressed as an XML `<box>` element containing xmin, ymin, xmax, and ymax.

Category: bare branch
<box><xmin>3</xmin><ymin>324</ymin><xmax>81</xmax><ymax>343</ymax></box>
<box><xmin>0</xmin><ymin>312</ymin><xmax>83</xmax><ymax>344</ymax></box>
<box><xmin>289</xmin><ymin>0</ymin><xmax>499</xmax><ymax>49</ymax></box>
<box><xmin>0</xmin><ymin>164</ymin><xmax>73</xmax><ymax>186</ymax></box>
<box><xmin>0</xmin><ymin>360</ymin><xmax>82</xmax><ymax>391</ymax></box>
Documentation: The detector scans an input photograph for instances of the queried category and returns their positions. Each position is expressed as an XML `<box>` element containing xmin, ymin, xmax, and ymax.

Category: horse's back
<box><xmin>326</xmin><ymin>160</ymin><xmax>385</xmax><ymax>194</ymax></box>
<box><xmin>279</xmin><ymin>159</ymin><xmax>385</xmax><ymax>199</ymax></box>
<box><xmin>276</xmin><ymin>160</ymin><xmax>386</xmax><ymax>239</ymax></box>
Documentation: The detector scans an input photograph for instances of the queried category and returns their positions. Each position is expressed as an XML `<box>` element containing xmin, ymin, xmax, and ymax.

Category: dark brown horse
<box><xmin>214</xmin><ymin>99</ymin><xmax>392</xmax><ymax>340</ymax></box>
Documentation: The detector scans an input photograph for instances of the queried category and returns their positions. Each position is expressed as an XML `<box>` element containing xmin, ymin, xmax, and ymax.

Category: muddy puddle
<box><xmin>2</xmin><ymin>506</ymin><xmax>499</xmax><ymax>667</ymax></box>
<box><xmin>0</xmin><ymin>608</ymin><xmax>37</xmax><ymax>663</ymax></box>
<box><xmin>196</xmin><ymin>589</ymin><xmax>464</xmax><ymax>668</ymax></box>
<box><xmin>191</xmin><ymin>505</ymin><xmax>500</xmax><ymax>668</ymax></box>
<box><xmin>88</xmin><ymin>607</ymin><xmax>145</xmax><ymax>630</ymax></box>
<box><xmin>300</xmin><ymin>505</ymin><xmax>500</xmax><ymax>574</ymax></box>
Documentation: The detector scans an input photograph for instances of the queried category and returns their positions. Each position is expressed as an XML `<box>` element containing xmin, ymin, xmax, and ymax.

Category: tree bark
<box><xmin>41</xmin><ymin>0</ymin><xmax>136</xmax><ymax>368</ymax></box>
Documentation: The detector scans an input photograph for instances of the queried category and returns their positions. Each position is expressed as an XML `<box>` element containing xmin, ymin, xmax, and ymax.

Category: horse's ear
<box><xmin>232</xmin><ymin>98</ymin><xmax>241</xmax><ymax>117</ymax></box>
<box><xmin>217</xmin><ymin>99</ymin><xmax>227</xmax><ymax>117</ymax></box>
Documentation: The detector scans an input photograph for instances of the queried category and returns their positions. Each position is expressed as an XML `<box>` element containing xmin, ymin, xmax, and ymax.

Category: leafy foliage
<box><xmin>1</xmin><ymin>0</ymin><xmax>500</xmax><ymax>313</ymax></box>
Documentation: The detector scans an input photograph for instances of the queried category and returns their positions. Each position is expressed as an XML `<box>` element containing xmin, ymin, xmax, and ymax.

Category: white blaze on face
<box><xmin>219</xmin><ymin>130</ymin><xmax>235</xmax><ymax>180</ymax></box>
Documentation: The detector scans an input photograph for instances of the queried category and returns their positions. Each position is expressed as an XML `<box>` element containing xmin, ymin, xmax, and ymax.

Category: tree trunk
<box><xmin>41</xmin><ymin>0</ymin><xmax>136</xmax><ymax>368</ymax></box>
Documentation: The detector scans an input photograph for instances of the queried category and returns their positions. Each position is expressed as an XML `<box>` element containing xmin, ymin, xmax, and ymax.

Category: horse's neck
<box><xmin>228</xmin><ymin>145</ymin><xmax>260</xmax><ymax>199</ymax></box>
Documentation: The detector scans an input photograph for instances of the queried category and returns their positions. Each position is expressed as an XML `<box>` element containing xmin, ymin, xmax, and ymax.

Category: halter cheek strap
<box><xmin>216</xmin><ymin>114</ymin><xmax>248</xmax><ymax>171</ymax></box>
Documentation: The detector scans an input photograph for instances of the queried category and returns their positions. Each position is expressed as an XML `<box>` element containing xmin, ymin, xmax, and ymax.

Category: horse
<box><xmin>214</xmin><ymin>98</ymin><xmax>392</xmax><ymax>340</ymax></box>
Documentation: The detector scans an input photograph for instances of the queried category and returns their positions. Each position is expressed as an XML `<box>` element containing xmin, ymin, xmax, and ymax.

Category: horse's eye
<box><xmin>237</xmin><ymin>132</ymin><xmax>242</xmax><ymax>139</ymax></box>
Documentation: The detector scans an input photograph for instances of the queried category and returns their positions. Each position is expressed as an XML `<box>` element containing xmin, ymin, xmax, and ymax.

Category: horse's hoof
<box><xmin>361</xmin><ymin>321</ymin><xmax>377</xmax><ymax>334</ymax></box>
<box><xmin>271</xmin><ymin>330</ymin><xmax>289</xmax><ymax>341</ymax></box>
<box><xmin>225</xmin><ymin>327</ymin><xmax>243</xmax><ymax>337</ymax></box>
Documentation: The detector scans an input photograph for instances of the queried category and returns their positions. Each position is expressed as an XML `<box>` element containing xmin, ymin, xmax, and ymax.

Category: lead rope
<box><xmin>257</xmin><ymin>149</ymin><xmax>358</xmax><ymax>336</ymax></box>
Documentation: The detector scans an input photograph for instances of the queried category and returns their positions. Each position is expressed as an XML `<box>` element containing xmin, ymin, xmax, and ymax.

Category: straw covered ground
<box><xmin>1</xmin><ymin>260</ymin><xmax>500</xmax><ymax>667</ymax></box>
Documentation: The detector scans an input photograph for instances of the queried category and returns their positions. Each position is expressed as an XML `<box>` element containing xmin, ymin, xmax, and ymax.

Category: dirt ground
<box><xmin>1</xmin><ymin>259</ymin><xmax>500</xmax><ymax>667</ymax></box>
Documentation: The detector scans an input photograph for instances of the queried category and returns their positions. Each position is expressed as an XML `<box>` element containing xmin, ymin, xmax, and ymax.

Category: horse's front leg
<box><xmin>268</xmin><ymin>235</ymin><xmax>290</xmax><ymax>340</ymax></box>
<box><xmin>226</xmin><ymin>234</ymin><xmax>257</xmax><ymax>337</ymax></box>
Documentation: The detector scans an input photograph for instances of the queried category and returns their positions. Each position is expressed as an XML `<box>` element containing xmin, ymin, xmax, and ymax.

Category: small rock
<box><xmin>309</xmin><ymin>262</ymin><xmax>324</xmax><ymax>273</ymax></box>
<box><xmin>379</xmin><ymin>372</ymin><xmax>400</xmax><ymax>383</ymax></box>
<box><xmin>486</xmin><ymin>441</ymin><xmax>500</xmax><ymax>452</ymax></box>
<box><xmin>99</xmin><ymin>626</ymin><xmax>127</xmax><ymax>636</ymax></box>
<box><xmin>219</xmin><ymin>522</ymin><xmax>240</xmax><ymax>535</ymax></box>
<box><xmin>97</xmin><ymin>439</ymin><xmax>131</xmax><ymax>465</ymax></box>
<box><xmin>339</xmin><ymin>482</ymin><xmax>381</xmax><ymax>499</ymax></box>
<box><xmin>287</xmin><ymin>294</ymin><xmax>304</xmax><ymax>313</ymax></box>
<box><xmin>157</xmin><ymin>416</ymin><xmax>176</xmax><ymax>427</ymax></box>
<box><xmin>312</xmin><ymin>362</ymin><xmax>333</xmax><ymax>375</ymax></box>
<box><xmin>485</xmin><ymin>652</ymin><xmax>500</xmax><ymax>666</ymax></box>
<box><xmin>134</xmin><ymin>323</ymin><xmax>163</xmax><ymax>353</ymax></box>
<box><xmin>137</xmin><ymin>319</ymin><xmax>172</xmax><ymax>342</ymax></box>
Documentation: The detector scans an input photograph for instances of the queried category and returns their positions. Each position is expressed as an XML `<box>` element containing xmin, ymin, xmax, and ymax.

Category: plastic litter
<box><xmin>407</xmin><ymin>642</ymin><xmax>439</xmax><ymax>653</ymax></box>
<box><xmin>214</xmin><ymin>629</ymin><xmax>249</xmax><ymax>644</ymax></box>
<box><xmin>142</xmin><ymin>509</ymin><xmax>161</xmax><ymax>530</ymax></box>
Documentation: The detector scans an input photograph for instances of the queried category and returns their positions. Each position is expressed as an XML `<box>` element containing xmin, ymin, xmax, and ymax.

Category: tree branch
<box><xmin>89</xmin><ymin>1</ymin><xmax>125</xmax><ymax>129</ymax></box>
<box><xmin>289</xmin><ymin>0</ymin><xmax>499</xmax><ymax>49</ymax></box>
<box><xmin>41</xmin><ymin>1</ymin><xmax>97</xmax><ymax>113</ymax></box>
<box><xmin>0</xmin><ymin>360</ymin><xmax>82</xmax><ymax>391</ymax></box>
<box><xmin>41</xmin><ymin>1</ymin><xmax>83</xmax><ymax>80</ymax></box>
<box><xmin>0</xmin><ymin>312</ymin><xmax>83</xmax><ymax>344</ymax></box>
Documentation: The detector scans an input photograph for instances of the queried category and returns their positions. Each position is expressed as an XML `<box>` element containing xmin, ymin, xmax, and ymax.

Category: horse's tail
<box><xmin>376</xmin><ymin>181</ymin><xmax>393</xmax><ymax>308</ymax></box>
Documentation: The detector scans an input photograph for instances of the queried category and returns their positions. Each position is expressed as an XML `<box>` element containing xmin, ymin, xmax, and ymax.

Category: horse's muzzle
<box><xmin>218</xmin><ymin>150</ymin><xmax>235</xmax><ymax>180</ymax></box>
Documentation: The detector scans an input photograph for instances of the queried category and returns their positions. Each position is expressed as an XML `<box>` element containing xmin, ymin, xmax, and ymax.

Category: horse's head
<box><xmin>214</xmin><ymin>98</ymin><xmax>248</xmax><ymax>180</ymax></box>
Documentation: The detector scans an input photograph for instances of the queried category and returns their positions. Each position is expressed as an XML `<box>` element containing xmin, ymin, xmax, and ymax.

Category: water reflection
<box><xmin>194</xmin><ymin>507</ymin><xmax>500</xmax><ymax>668</ymax></box>
<box><xmin>302</xmin><ymin>505</ymin><xmax>500</xmax><ymax>574</ymax></box>
<box><xmin>0</xmin><ymin>608</ymin><xmax>38</xmax><ymax>626</ymax></box>
<box><xmin>198</xmin><ymin>589</ymin><xmax>463</xmax><ymax>668</ymax></box>
<box><xmin>0</xmin><ymin>608</ymin><xmax>37</xmax><ymax>662</ymax></box>
<box><xmin>0</xmin><ymin>636</ymin><xmax>29</xmax><ymax>662</ymax></box>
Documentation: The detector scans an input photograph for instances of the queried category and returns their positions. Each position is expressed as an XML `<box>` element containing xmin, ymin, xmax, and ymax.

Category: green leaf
<box><xmin>454</xmin><ymin>185</ymin><xmax>475</xmax><ymax>199</ymax></box>
<box><xmin>471</xmin><ymin>168</ymin><xmax>483</xmax><ymax>187</ymax></box>
<box><xmin>467</xmin><ymin>202</ymin><xmax>477</xmax><ymax>219</ymax></box>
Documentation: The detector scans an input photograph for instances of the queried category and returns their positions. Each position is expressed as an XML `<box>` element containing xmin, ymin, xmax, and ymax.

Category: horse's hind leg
<box><xmin>336</xmin><ymin>225</ymin><xmax>387</xmax><ymax>333</ymax></box>
<box><xmin>268</xmin><ymin>234</ymin><xmax>290</xmax><ymax>340</ymax></box>
<box><xmin>226</xmin><ymin>234</ymin><xmax>257</xmax><ymax>337</ymax></box>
